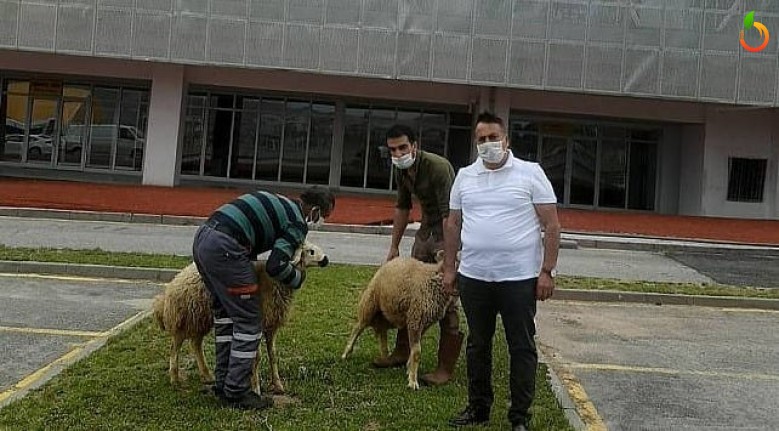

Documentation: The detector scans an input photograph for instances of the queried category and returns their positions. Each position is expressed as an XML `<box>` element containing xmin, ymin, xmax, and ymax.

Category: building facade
<box><xmin>0</xmin><ymin>0</ymin><xmax>777</xmax><ymax>219</ymax></box>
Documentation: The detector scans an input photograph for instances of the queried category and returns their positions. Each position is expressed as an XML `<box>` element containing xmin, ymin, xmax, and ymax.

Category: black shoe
<box><xmin>202</xmin><ymin>384</ymin><xmax>225</xmax><ymax>398</ymax></box>
<box><xmin>449</xmin><ymin>406</ymin><xmax>490</xmax><ymax>427</ymax></box>
<box><xmin>219</xmin><ymin>391</ymin><xmax>274</xmax><ymax>411</ymax></box>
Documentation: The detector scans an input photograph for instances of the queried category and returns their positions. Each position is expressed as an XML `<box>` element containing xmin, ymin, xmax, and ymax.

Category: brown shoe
<box><xmin>372</xmin><ymin>327</ymin><xmax>410</xmax><ymax>368</ymax></box>
<box><xmin>420</xmin><ymin>331</ymin><xmax>464</xmax><ymax>386</ymax></box>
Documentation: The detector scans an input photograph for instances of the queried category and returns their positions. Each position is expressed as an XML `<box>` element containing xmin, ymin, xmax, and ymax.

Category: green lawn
<box><xmin>0</xmin><ymin>263</ymin><xmax>573</xmax><ymax>431</ymax></box>
<box><xmin>1</xmin><ymin>244</ymin><xmax>776</xmax><ymax>299</ymax></box>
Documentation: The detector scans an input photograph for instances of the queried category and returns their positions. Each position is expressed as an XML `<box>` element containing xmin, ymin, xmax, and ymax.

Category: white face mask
<box><xmin>477</xmin><ymin>140</ymin><xmax>506</xmax><ymax>164</ymax></box>
<box><xmin>306</xmin><ymin>207</ymin><xmax>325</xmax><ymax>230</ymax></box>
<box><xmin>391</xmin><ymin>152</ymin><xmax>415</xmax><ymax>170</ymax></box>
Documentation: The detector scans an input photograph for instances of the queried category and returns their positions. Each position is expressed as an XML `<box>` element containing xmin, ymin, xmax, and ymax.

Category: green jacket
<box><xmin>394</xmin><ymin>150</ymin><xmax>455</xmax><ymax>228</ymax></box>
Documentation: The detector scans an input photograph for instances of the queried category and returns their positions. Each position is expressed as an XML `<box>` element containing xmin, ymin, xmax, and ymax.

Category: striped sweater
<box><xmin>211</xmin><ymin>191</ymin><xmax>309</xmax><ymax>289</ymax></box>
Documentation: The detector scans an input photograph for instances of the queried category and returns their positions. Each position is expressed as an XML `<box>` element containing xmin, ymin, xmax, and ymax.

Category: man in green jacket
<box><xmin>378</xmin><ymin>123</ymin><xmax>463</xmax><ymax>386</ymax></box>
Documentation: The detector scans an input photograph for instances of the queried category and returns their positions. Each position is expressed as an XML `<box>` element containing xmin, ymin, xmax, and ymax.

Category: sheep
<box><xmin>340</xmin><ymin>251</ymin><xmax>458</xmax><ymax>390</ymax></box>
<box><xmin>153</xmin><ymin>242</ymin><xmax>328</xmax><ymax>395</ymax></box>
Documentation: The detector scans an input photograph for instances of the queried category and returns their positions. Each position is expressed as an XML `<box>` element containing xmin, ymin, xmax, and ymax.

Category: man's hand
<box><xmin>385</xmin><ymin>247</ymin><xmax>400</xmax><ymax>263</ymax></box>
<box><xmin>536</xmin><ymin>272</ymin><xmax>554</xmax><ymax>301</ymax></box>
<box><xmin>442</xmin><ymin>268</ymin><xmax>458</xmax><ymax>296</ymax></box>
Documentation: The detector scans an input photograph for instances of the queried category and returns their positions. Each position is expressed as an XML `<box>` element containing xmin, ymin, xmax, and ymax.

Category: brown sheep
<box><xmin>153</xmin><ymin>242</ymin><xmax>328</xmax><ymax>395</ymax></box>
<box><xmin>341</xmin><ymin>251</ymin><xmax>458</xmax><ymax>390</ymax></box>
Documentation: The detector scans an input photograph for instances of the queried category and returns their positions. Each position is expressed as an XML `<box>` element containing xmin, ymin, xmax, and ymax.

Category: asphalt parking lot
<box><xmin>0</xmin><ymin>273</ymin><xmax>160</xmax><ymax>405</ymax></box>
<box><xmin>666</xmin><ymin>249</ymin><xmax>779</xmax><ymax>288</ymax></box>
<box><xmin>538</xmin><ymin>300</ymin><xmax>779</xmax><ymax>431</ymax></box>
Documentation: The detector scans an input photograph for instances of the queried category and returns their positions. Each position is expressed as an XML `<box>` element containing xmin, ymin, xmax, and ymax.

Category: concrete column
<box><xmin>475</xmin><ymin>87</ymin><xmax>510</xmax><ymax>123</ymax></box>
<box><xmin>142</xmin><ymin>64</ymin><xmax>185</xmax><ymax>187</ymax></box>
<box><xmin>493</xmin><ymin>88</ymin><xmax>511</xmax><ymax>124</ymax></box>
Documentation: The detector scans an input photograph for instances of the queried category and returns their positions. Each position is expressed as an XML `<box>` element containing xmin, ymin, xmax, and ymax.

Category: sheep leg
<box><xmin>406</xmin><ymin>327</ymin><xmax>423</xmax><ymax>390</ymax></box>
<box><xmin>168</xmin><ymin>333</ymin><xmax>185</xmax><ymax>385</ymax></box>
<box><xmin>190</xmin><ymin>334</ymin><xmax>213</xmax><ymax>384</ymax></box>
<box><xmin>377</xmin><ymin>327</ymin><xmax>389</xmax><ymax>359</ymax></box>
<box><xmin>341</xmin><ymin>322</ymin><xmax>368</xmax><ymax>360</ymax></box>
<box><xmin>266</xmin><ymin>330</ymin><xmax>285</xmax><ymax>394</ymax></box>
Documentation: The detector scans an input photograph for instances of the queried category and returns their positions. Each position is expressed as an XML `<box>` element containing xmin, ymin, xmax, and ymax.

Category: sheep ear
<box><xmin>291</xmin><ymin>245</ymin><xmax>304</xmax><ymax>265</ymax></box>
<box><xmin>434</xmin><ymin>249</ymin><xmax>445</xmax><ymax>263</ymax></box>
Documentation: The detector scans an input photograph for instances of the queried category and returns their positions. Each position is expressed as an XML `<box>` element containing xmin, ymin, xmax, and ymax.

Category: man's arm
<box><xmin>266</xmin><ymin>226</ymin><xmax>307</xmax><ymax>289</ymax></box>
<box><xmin>387</xmin><ymin>208</ymin><xmax>410</xmax><ymax>261</ymax></box>
<box><xmin>534</xmin><ymin>203</ymin><xmax>561</xmax><ymax>301</ymax></box>
<box><xmin>387</xmin><ymin>170</ymin><xmax>413</xmax><ymax>261</ymax></box>
<box><xmin>442</xmin><ymin>209</ymin><xmax>462</xmax><ymax>295</ymax></box>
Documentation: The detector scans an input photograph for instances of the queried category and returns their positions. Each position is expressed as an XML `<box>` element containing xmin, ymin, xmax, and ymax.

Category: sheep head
<box><xmin>291</xmin><ymin>242</ymin><xmax>329</xmax><ymax>269</ymax></box>
<box><xmin>433</xmin><ymin>250</ymin><xmax>461</xmax><ymax>271</ymax></box>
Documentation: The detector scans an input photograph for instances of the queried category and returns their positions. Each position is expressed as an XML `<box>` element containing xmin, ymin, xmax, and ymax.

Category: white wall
<box><xmin>701</xmin><ymin>107</ymin><xmax>778</xmax><ymax>219</ymax></box>
<box><xmin>677</xmin><ymin>124</ymin><xmax>706</xmax><ymax>216</ymax></box>
<box><xmin>142</xmin><ymin>64</ymin><xmax>185</xmax><ymax>187</ymax></box>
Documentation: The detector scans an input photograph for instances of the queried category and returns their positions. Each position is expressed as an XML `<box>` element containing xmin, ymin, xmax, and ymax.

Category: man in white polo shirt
<box><xmin>443</xmin><ymin>112</ymin><xmax>561</xmax><ymax>431</ymax></box>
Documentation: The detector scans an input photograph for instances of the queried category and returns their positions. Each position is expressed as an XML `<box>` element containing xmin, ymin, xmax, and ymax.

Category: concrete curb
<box><xmin>0</xmin><ymin>261</ymin><xmax>178</xmax><ymax>283</ymax></box>
<box><xmin>555</xmin><ymin>288</ymin><xmax>779</xmax><ymax>310</ymax></box>
<box><xmin>4</xmin><ymin>260</ymin><xmax>779</xmax><ymax>311</ymax></box>
<box><xmin>540</xmin><ymin>350</ymin><xmax>587</xmax><ymax>431</ymax></box>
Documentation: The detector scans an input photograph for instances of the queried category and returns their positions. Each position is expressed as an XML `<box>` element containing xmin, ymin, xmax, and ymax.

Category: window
<box><xmin>727</xmin><ymin>158</ymin><xmax>767</xmax><ymax>203</ymax></box>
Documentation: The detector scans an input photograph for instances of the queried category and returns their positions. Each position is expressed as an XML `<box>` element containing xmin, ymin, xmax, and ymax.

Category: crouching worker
<box><xmin>193</xmin><ymin>186</ymin><xmax>336</xmax><ymax>410</ymax></box>
<box><xmin>379</xmin><ymin>124</ymin><xmax>464</xmax><ymax>386</ymax></box>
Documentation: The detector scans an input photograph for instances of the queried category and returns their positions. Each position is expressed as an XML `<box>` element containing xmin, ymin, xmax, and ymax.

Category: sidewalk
<box><xmin>2</xmin><ymin>177</ymin><xmax>779</xmax><ymax>246</ymax></box>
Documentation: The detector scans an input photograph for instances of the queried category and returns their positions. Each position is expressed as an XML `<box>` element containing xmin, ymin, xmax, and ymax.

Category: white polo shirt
<box><xmin>449</xmin><ymin>152</ymin><xmax>557</xmax><ymax>282</ymax></box>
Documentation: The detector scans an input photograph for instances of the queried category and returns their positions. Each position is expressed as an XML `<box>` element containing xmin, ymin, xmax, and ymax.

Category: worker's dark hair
<box><xmin>386</xmin><ymin>124</ymin><xmax>417</xmax><ymax>144</ymax></box>
<box><xmin>300</xmin><ymin>186</ymin><xmax>336</xmax><ymax>214</ymax></box>
<box><xmin>476</xmin><ymin>111</ymin><xmax>506</xmax><ymax>132</ymax></box>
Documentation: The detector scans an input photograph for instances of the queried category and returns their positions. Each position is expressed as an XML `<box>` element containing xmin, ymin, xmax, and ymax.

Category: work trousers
<box><xmin>193</xmin><ymin>221</ymin><xmax>262</xmax><ymax>398</ymax></box>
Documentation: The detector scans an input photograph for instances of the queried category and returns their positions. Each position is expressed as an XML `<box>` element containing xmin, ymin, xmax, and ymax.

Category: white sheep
<box><xmin>153</xmin><ymin>242</ymin><xmax>328</xmax><ymax>395</ymax></box>
<box><xmin>341</xmin><ymin>251</ymin><xmax>458</xmax><ymax>390</ymax></box>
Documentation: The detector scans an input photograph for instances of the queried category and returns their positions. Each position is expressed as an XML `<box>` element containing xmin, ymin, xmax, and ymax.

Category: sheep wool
<box><xmin>342</xmin><ymin>255</ymin><xmax>456</xmax><ymax>390</ymax></box>
<box><xmin>153</xmin><ymin>242</ymin><xmax>327</xmax><ymax>395</ymax></box>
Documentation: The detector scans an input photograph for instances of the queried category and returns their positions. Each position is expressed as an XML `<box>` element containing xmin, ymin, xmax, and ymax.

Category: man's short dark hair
<box><xmin>476</xmin><ymin>111</ymin><xmax>506</xmax><ymax>132</ymax></box>
<box><xmin>300</xmin><ymin>186</ymin><xmax>336</xmax><ymax>214</ymax></box>
<box><xmin>386</xmin><ymin>124</ymin><xmax>417</xmax><ymax>144</ymax></box>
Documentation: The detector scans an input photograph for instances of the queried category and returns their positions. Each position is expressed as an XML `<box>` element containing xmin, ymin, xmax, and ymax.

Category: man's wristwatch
<box><xmin>541</xmin><ymin>267</ymin><xmax>557</xmax><ymax>278</ymax></box>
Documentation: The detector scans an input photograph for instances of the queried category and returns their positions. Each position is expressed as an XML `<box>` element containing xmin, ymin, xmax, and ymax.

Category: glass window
<box><xmin>450</xmin><ymin>112</ymin><xmax>471</xmax><ymax>127</ymax></box>
<box><xmin>511</xmin><ymin>131</ymin><xmax>538</xmax><ymax>161</ymax></box>
<box><xmin>204</xmin><ymin>108</ymin><xmax>233</xmax><ymax>177</ymax></box>
<box><xmin>181</xmin><ymin>94</ymin><xmax>207</xmax><ymax>175</ymax></box>
<box><xmin>599</xmin><ymin>139</ymin><xmax>627</xmax><ymax>208</ymax></box>
<box><xmin>420</xmin><ymin>111</ymin><xmax>447</xmax><ymax>156</ymax></box>
<box><xmin>27</xmin><ymin>97</ymin><xmax>58</xmax><ymax>164</ymax></box>
<box><xmin>281</xmin><ymin>100</ymin><xmax>309</xmax><ymax>184</ymax></box>
<box><xmin>570</xmin><ymin>138</ymin><xmax>596</xmax><ymax>205</ymax></box>
<box><xmin>210</xmin><ymin>94</ymin><xmax>234</xmax><ymax>109</ymax></box>
<box><xmin>256</xmin><ymin>98</ymin><xmax>283</xmax><ymax>181</ymax></box>
<box><xmin>87</xmin><ymin>87</ymin><xmax>120</xmax><ymax>169</ymax></box>
<box><xmin>230</xmin><ymin>98</ymin><xmax>259</xmax><ymax>180</ymax></box>
<box><xmin>1</xmin><ymin>84</ymin><xmax>29</xmax><ymax>162</ymax></box>
<box><xmin>540</xmin><ymin>136</ymin><xmax>568</xmax><ymax>202</ymax></box>
<box><xmin>307</xmin><ymin>103</ymin><xmax>334</xmax><ymax>185</ymax></box>
<box><xmin>341</xmin><ymin>106</ymin><xmax>369</xmax><ymax>187</ymax></box>
<box><xmin>627</xmin><ymin>141</ymin><xmax>657</xmax><ymax>210</ymax></box>
<box><xmin>7</xmin><ymin>80</ymin><xmax>30</xmax><ymax>95</ymax></box>
<box><xmin>115</xmin><ymin>89</ymin><xmax>148</xmax><ymax>171</ymax></box>
<box><xmin>366</xmin><ymin>108</ymin><xmax>395</xmax><ymax>190</ymax></box>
